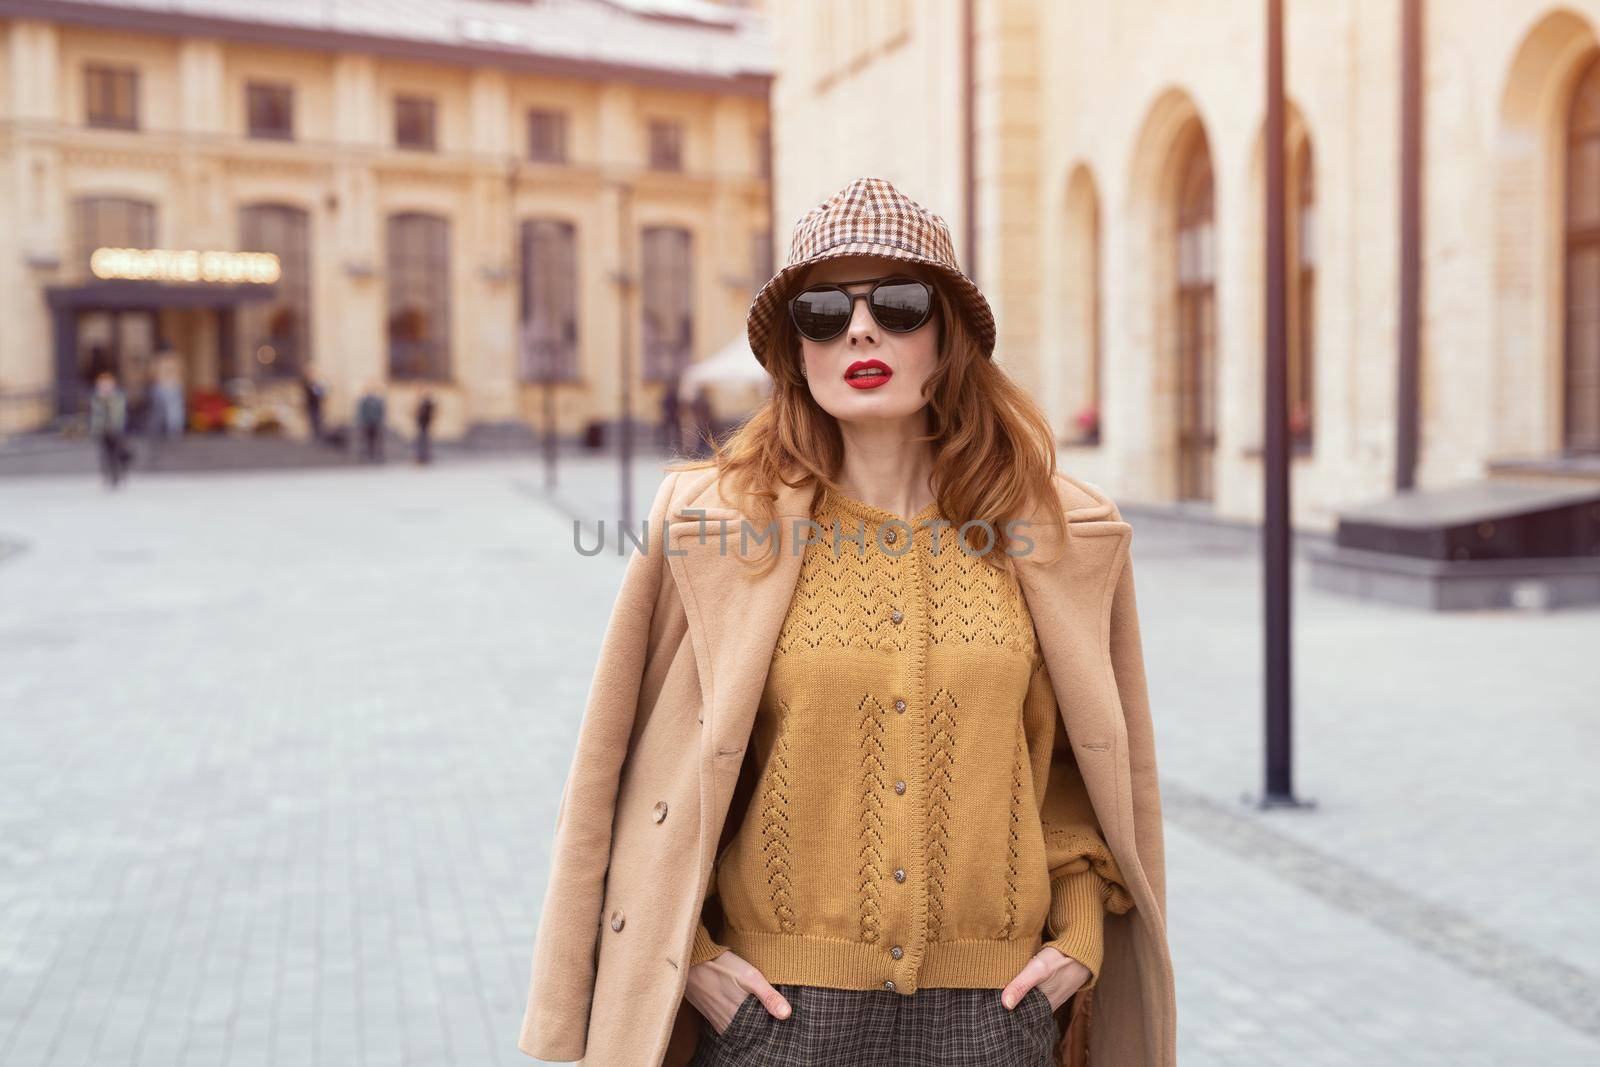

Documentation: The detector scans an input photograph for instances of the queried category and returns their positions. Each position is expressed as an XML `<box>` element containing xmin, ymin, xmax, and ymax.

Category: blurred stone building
<box><xmin>0</xmin><ymin>0</ymin><xmax>772</xmax><ymax>444</ymax></box>
<box><xmin>769</xmin><ymin>0</ymin><xmax>1600</xmax><ymax>529</ymax></box>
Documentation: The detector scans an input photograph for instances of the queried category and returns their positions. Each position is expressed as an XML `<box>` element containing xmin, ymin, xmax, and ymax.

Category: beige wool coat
<box><xmin>517</xmin><ymin>465</ymin><xmax>1177</xmax><ymax>1067</ymax></box>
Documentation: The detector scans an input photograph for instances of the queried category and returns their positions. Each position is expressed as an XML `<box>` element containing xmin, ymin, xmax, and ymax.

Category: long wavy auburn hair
<box><xmin>666</xmin><ymin>266</ymin><xmax>1071</xmax><ymax>578</ymax></box>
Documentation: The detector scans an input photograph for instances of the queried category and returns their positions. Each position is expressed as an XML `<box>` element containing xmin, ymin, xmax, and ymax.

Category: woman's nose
<box><xmin>847</xmin><ymin>293</ymin><xmax>877</xmax><ymax>339</ymax></box>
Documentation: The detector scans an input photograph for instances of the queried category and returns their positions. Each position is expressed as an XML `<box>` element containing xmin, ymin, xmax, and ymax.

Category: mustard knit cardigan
<box><xmin>689</xmin><ymin>484</ymin><xmax>1133</xmax><ymax>994</ymax></box>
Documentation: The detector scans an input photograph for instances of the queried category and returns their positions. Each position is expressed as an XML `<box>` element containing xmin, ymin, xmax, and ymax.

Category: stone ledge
<box><xmin>1307</xmin><ymin>541</ymin><xmax>1600</xmax><ymax>610</ymax></box>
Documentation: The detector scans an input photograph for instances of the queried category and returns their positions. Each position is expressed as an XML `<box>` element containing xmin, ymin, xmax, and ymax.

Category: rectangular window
<box><xmin>641</xmin><ymin>226</ymin><xmax>693</xmax><ymax>382</ymax></box>
<box><xmin>239</xmin><ymin>205</ymin><xmax>312</xmax><ymax>379</ymax></box>
<box><xmin>395</xmin><ymin>95</ymin><xmax>437</xmax><ymax>151</ymax></box>
<box><xmin>750</xmin><ymin>230</ymin><xmax>772</xmax><ymax>295</ymax></box>
<box><xmin>85</xmin><ymin>64</ymin><xmax>138</xmax><ymax>130</ymax></box>
<box><xmin>246</xmin><ymin>82</ymin><xmax>294</xmax><ymax>140</ymax></box>
<box><xmin>753</xmin><ymin>125</ymin><xmax>771</xmax><ymax>179</ymax></box>
<box><xmin>527</xmin><ymin>108</ymin><xmax>568</xmax><ymax>163</ymax></box>
<box><xmin>387</xmin><ymin>213</ymin><xmax>452</xmax><ymax>381</ymax></box>
<box><xmin>648</xmin><ymin>118</ymin><xmax>684</xmax><ymax>172</ymax></box>
<box><xmin>518</xmin><ymin>219</ymin><xmax>581</xmax><ymax>382</ymax></box>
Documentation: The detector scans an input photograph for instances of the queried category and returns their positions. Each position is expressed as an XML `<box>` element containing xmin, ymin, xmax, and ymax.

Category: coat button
<box><xmin>890</xmin><ymin>945</ymin><xmax>903</xmax><ymax>960</ymax></box>
<box><xmin>610</xmin><ymin>910</ymin><xmax>625</xmax><ymax>932</ymax></box>
<box><xmin>884</xmin><ymin>979</ymin><xmax>897</xmax><ymax>992</ymax></box>
<box><xmin>894</xmin><ymin>779</ymin><xmax>906</xmax><ymax>795</ymax></box>
<box><xmin>893</xmin><ymin>867</ymin><xmax>906</xmax><ymax>883</ymax></box>
<box><xmin>889</xmin><ymin>609</ymin><xmax>903</xmax><ymax>624</ymax></box>
<box><xmin>893</xmin><ymin>699</ymin><xmax>906</xmax><ymax>712</ymax></box>
<box><xmin>653</xmin><ymin>801</ymin><xmax>668</xmax><ymax>823</ymax></box>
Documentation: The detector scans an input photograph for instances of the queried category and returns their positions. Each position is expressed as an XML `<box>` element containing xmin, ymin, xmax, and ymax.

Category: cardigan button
<box><xmin>610</xmin><ymin>910</ymin><xmax>625</xmax><ymax>932</ymax></box>
<box><xmin>891</xmin><ymin>945</ymin><xmax>903</xmax><ymax>960</ymax></box>
<box><xmin>884</xmin><ymin>979</ymin><xmax>897</xmax><ymax>992</ymax></box>
<box><xmin>893</xmin><ymin>699</ymin><xmax>906</xmax><ymax>713</ymax></box>
<box><xmin>893</xmin><ymin>779</ymin><xmax>906</xmax><ymax>795</ymax></box>
<box><xmin>889</xmin><ymin>609</ymin><xmax>903</xmax><ymax>624</ymax></box>
<box><xmin>884</xmin><ymin>528</ymin><xmax>898</xmax><ymax>544</ymax></box>
<box><xmin>653</xmin><ymin>801</ymin><xmax>668</xmax><ymax>823</ymax></box>
<box><xmin>893</xmin><ymin>867</ymin><xmax>906</xmax><ymax>882</ymax></box>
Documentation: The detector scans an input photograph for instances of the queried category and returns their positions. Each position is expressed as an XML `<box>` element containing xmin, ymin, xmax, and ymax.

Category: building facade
<box><xmin>770</xmin><ymin>0</ymin><xmax>1600</xmax><ymax>531</ymax></box>
<box><xmin>0</xmin><ymin>0</ymin><xmax>772</xmax><ymax>443</ymax></box>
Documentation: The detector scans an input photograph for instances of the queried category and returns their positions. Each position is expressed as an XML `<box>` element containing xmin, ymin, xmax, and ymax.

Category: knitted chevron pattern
<box><xmin>690</xmin><ymin>482</ymin><xmax>1133</xmax><ymax>993</ymax></box>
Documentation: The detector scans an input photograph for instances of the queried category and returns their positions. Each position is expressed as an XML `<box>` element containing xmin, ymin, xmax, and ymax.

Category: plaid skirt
<box><xmin>687</xmin><ymin>983</ymin><xmax>1061</xmax><ymax>1066</ymax></box>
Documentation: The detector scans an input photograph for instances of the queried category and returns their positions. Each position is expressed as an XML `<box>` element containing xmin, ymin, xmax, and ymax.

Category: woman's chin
<box><xmin>819</xmin><ymin>389</ymin><xmax>923</xmax><ymax>421</ymax></box>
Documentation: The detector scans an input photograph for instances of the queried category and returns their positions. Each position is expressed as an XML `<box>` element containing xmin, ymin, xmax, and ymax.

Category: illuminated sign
<box><xmin>89</xmin><ymin>247</ymin><xmax>282</xmax><ymax>285</ymax></box>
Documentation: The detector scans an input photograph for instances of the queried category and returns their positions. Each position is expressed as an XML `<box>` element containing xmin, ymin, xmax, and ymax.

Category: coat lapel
<box><xmin>1012</xmin><ymin>510</ymin><xmax>1138</xmax><ymax>880</ymax></box>
<box><xmin>664</xmin><ymin>477</ymin><xmax>813</xmax><ymax>770</ymax></box>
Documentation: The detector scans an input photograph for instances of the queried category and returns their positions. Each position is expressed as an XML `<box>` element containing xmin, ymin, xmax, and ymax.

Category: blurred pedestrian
<box><xmin>148</xmin><ymin>342</ymin><xmax>186</xmax><ymax>441</ymax></box>
<box><xmin>414</xmin><ymin>390</ymin><xmax>436</xmax><ymax>465</ymax></box>
<box><xmin>662</xmin><ymin>373</ymin><xmax>682</xmax><ymax>452</ymax></box>
<box><xmin>300</xmin><ymin>361</ymin><xmax>329</xmax><ymax>444</ymax></box>
<box><xmin>688</xmin><ymin>385</ymin><xmax>714</xmax><ymax>458</ymax></box>
<box><xmin>88</xmin><ymin>370</ymin><xmax>131</xmax><ymax>489</ymax></box>
<box><xmin>356</xmin><ymin>382</ymin><xmax>386</xmax><ymax>462</ymax></box>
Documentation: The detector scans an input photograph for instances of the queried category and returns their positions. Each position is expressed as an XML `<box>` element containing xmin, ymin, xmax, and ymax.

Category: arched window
<box><xmin>1062</xmin><ymin>168</ymin><xmax>1102</xmax><ymax>445</ymax></box>
<box><xmin>1290</xmin><ymin>136</ymin><xmax>1316</xmax><ymax>450</ymax></box>
<box><xmin>518</xmin><ymin>219</ymin><xmax>579</xmax><ymax>382</ymax></box>
<box><xmin>1090</xmin><ymin>201</ymin><xmax>1103</xmax><ymax>446</ymax></box>
<box><xmin>386</xmin><ymin>212</ymin><xmax>451</xmax><ymax>381</ymax></box>
<box><xmin>641</xmin><ymin>226</ymin><xmax>693</xmax><ymax>382</ymax></box>
<box><xmin>72</xmin><ymin>196</ymin><xmax>156</xmax><ymax>277</ymax></box>
<box><xmin>1175</xmin><ymin>128</ymin><xmax>1217</xmax><ymax>501</ymax></box>
<box><xmin>239</xmin><ymin>203</ymin><xmax>311</xmax><ymax>379</ymax></box>
<box><xmin>1565</xmin><ymin>55</ymin><xmax>1600</xmax><ymax>455</ymax></box>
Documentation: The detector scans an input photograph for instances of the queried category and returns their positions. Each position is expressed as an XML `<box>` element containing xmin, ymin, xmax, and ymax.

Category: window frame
<box><xmin>84</xmin><ymin>63</ymin><xmax>139</xmax><ymax>131</ymax></box>
<box><xmin>517</xmin><ymin>218</ymin><xmax>582</xmax><ymax>383</ymax></box>
<box><xmin>527</xmin><ymin>108</ymin><xmax>568</xmax><ymax>163</ymax></box>
<box><xmin>386</xmin><ymin>212</ymin><xmax>453</xmax><ymax>382</ymax></box>
<box><xmin>647</xmin><ymin>118</ymin><xmax>684</xmax><ymax>172</ymax></box>
<box><xmin>238</xmin><ymin>203</ymin><xmax>312</xmax><ymax>380</ymax></box>
<box><xmin>394</xmin><ymin>94</ymin><xmax>438</xmax><ymax>152</ymax></box>
<box><xmin>245</xmin><ymin>81</ymin><xmax>295</xmax><ymax>141</ymax></box>
<box><xmin>640</xmin><ymin>224</ymin><xmax>694</xmax><ymax>383</ymax></box>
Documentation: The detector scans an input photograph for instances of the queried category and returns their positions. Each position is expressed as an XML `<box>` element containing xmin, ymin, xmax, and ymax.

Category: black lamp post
<box><xmin>611</xmin><ymin>179</ymin><xmax>637</xmax><ymax>537</ymax></box>
<box><xmin>1255</xmin><ymin>0</ymin><xmax>1315</xmax><ymax>812</ymax></box>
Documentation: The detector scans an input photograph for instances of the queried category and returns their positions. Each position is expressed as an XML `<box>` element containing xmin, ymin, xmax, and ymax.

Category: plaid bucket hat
<box><xmin>746</xmin><ymin>176</ymin><xmax>996</xmax><ymax>370</ymax></box>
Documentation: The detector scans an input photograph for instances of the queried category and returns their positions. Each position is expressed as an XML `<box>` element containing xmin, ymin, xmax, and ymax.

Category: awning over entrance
<box><xmin>45</xmin><ymin>277</ymin><xmax>281</xmax><ymax>311</ymax></box>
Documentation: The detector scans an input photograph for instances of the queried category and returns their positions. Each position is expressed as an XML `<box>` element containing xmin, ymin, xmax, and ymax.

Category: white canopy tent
<box><xmin>675</xmin><ymin>333</ymin><xmax>773</xmax><ymax>407</ymax></box>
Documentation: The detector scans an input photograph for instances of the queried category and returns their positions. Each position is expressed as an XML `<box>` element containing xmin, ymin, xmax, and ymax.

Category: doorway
<box><xmin>74</xmin><ymin>309</ymin><xmax>158</xmax><ymax>427</ymax></box>
<box><xmin>1175</xmin><ymin>126</ymin><xmax>1218</xmax><ymax>502</ymax></box>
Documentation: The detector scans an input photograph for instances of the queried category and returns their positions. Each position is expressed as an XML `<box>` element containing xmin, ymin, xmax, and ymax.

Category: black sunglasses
<box><xmin>788</xmin><ymin>275</ymin><xmax>936</xmax><ymax>342</ymax></box>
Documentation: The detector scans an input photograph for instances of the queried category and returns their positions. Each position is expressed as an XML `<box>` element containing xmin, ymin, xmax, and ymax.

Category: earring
<box><xmin>798</xmin><ymin>364</ymin><xmax>808</xmax><ymax>379</ymax></box>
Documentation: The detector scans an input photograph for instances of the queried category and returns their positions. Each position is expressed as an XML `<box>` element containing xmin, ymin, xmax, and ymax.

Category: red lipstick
<box><xmin>843</xmin><ymin>358</ymin><xmax>893</xmax><ymax>390</ymax></box>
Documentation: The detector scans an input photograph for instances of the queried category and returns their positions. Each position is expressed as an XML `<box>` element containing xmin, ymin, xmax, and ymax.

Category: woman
<box><xmin>517</xmin><ymin>177</ymin><xmax>1175</xmax><ymax>1067</ymax></box>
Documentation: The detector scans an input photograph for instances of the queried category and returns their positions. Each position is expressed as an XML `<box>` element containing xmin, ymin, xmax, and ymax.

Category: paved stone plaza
<box><xmin>0</xmin><ymin>454</ymin><xmax>1596</xmax><ymax>1066</ymax></box>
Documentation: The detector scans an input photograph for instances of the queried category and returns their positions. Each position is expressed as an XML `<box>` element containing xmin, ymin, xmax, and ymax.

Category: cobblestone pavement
<box><xmin>0</xmin><ymin>457</ymin><xmax>1595</xmax><ymax>1066</ymax></box>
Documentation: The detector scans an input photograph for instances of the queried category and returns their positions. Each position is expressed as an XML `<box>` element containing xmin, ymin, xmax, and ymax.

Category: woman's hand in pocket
<box><xmin>1003</xmin><ymin>945</ymin><xmax>1090</xmax><ymax>1013</ymax></box>
<box><xmin>685</xmin><ymin>950</ymin><xmax>791</xmax><ymax>1034</ymax></box>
